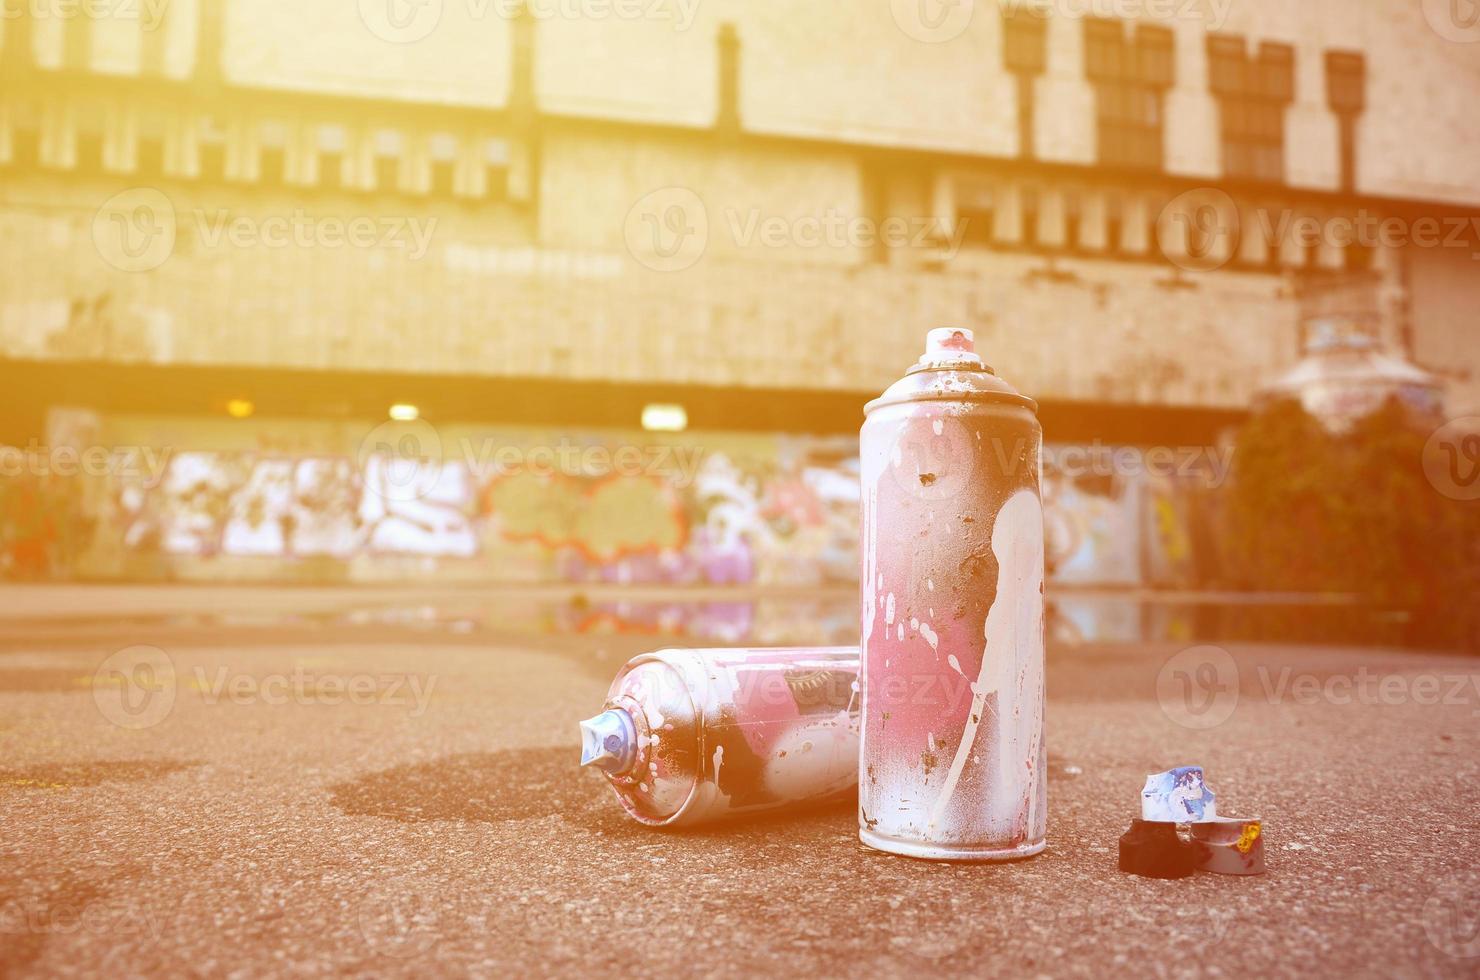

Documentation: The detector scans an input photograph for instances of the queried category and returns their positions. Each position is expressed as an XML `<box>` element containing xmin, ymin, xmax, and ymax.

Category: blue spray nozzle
<box><xmin>579</xmin><ymin>708</ymin><xmax>637</xmax><ymax>775</ymax></box>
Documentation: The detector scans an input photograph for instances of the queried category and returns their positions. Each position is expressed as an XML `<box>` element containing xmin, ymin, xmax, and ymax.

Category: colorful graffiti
<box><xmin>3</xmin><ymin>413</ymin><xmax>1210</xmax><ymax>589</ymax></box>
<box><xmin>5</xmin><ymin>414</ymin><xmax>864</xmax><ymax>586</ymax></box>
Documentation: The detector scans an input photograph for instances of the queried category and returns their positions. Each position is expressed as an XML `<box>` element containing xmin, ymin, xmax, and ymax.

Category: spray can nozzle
<box><xmin>917</xmin><ymin>327</ymin><xmax>984</xmax><ymax>370</ymax></box>
<box><xmin>580</xmin><ymin>708</ymin><xmax>638</xmax><ymax>775</ymax></box>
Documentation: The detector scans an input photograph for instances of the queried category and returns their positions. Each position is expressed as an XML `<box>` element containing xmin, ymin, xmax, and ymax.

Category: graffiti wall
<box><xmin>2</xmin><ymin>412</ymin><xmax>1212</xmax><ymax>589</ymax></box>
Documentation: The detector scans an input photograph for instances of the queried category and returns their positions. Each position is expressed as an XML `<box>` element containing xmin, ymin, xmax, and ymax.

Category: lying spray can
<box><xmin>581</xmin><ymin>647</ymin><xmax>860</xmax><ymax>826</ymax></box>
<box><xmin>859</xmin><ymin>328</ymin><xmax>1046</xmax><ymax>860</ymax></box>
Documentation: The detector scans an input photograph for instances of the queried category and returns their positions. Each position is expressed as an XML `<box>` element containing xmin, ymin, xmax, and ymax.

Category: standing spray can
<box><xmin>859</xmin><ymin>328</ymin><xmax>1046</xmax><ymax>860</ymax></box>
<box><xmin>580</xmin><ymin>647</ymin><xmax>860</xmax><ymax>826</ymax></box>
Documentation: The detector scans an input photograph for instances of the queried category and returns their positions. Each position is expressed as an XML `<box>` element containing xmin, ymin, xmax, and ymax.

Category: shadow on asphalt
<box><xmin>327</xmin><ymin>746</ymin><xmax>857</xmax><ymax>839</ymax></box>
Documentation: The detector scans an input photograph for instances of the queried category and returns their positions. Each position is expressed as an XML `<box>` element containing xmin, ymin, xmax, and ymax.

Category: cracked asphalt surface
<box><xmin>1</xmin><ymin>585</ymin><xmax>1477</xmax><ymax>977</ymax></box>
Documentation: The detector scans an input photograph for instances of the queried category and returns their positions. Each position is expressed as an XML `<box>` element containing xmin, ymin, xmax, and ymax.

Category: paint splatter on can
<box><xmin>859</xmin><ymin>328</ymin><xmax>1047</xmax><ymax>860</ymax></box>
<box><xmin>581</xmin><ymin>647</ymin><xmax>860</xmax><ymax>826</ymax></box>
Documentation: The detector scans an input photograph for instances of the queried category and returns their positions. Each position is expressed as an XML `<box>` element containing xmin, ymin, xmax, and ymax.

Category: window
<box><xmin>1209</xmin><ymin>37</ymin><xmax>1293</xmax><ymax>182</ymax></box>
<box><xmin>1105</xmin><ymin>192</ymin><xmax>1123</xmax><ymax>252</ymax></box>
<box><xmin>1086</xmin><ymin>20</ymin><xmax>1173</xmax><ymax>171</ymax></box>
<box><xmin>260</xmin><ymin>121</ymin><xmax>289</xmax><ymax>184</ymax></box>
<box><xmin>1346</xmin><ymin>233</ymin><xmax>1374</xmax><ymax>273</ymax></box>
<box><xmin>957</xmin><ymin>187</ymin><xmax>997</xmax><ymax>249</ymax></box>
<box><xmin>1003</xmin><ymin>7</ymin><xmax>1048</xmax><ymax>73</ymax></box>
<box><xmin>6</xmin><ymin>101</ymin><xmax>40</xmax><ymax>169</ymax></box>
<box><xmin>137</xmin><ymin>113</ymin><xmax>166</xmax><ymax>174</ymax></box>
<box><xmin>483</xmin><ymin>138</ymin><xmax>509</xmax><ymax>198</ymax></box>
<box><xmin>75</xmin><ymin>103</ymin><xmax>106</xmax><ymax>173</ymax></box>
<box><xmin>716</xmin><ymin>23</ymin><xmax>740</xmax><ymax>133</ymax></box>
<box><xmin>374</xmin><ymin>129</ymin><xmax>403</xmax><ymax>193</ymax></box>
<box><xmin>198</xmin><ymin>115</ymin><xmax>227</xmax><ymax>181</ymax></box>
<box><xmin>317</xmin><ymin>125</ymin><xmax>347</xmax><ymax>191</ymax></box>
<box><xmin>1003</xmin><ymin>7</ymin><xmax>1049</xmax><ymax>158</ymax></box>
<box><xmin>1325</xmin><ymin>51</ymin><xmax>1366</xmax><ymax>192</ymax></box>
<box><xmin>1020</xmin><ymin>186</ymin><xmax>1040</xmax><ymax>247</ymax></box>
<box><xmin>1064</xmin><ymin>192</ymin><xmax>1081</xmax><ymax>251</ymax></box>
<box><xmin>429</xmin><ymin>133</ymin><xmax>457</xmax><ymax>196</ymax></box>
<box><xmin>1325</xmin><ymin>51</ymin><xmax>1365</xmax><ymax>115</ymax></box>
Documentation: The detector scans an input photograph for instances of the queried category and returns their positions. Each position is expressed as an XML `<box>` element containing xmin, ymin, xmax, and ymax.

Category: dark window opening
<box><xmin>1087</xmin><ymin>20</ymin><xmax>1172</xmax><ymax>172</ymax></box>
<box><xmin>482</xmin><ymin>139</ymin><xmax>510</xmax><ymax>200</ymax></box>
<box><xmin>76</xmin><ymin>133</ymin><xmax>105</xmax><ymax>173</ymax></box>
<box><xmin>319</xmin><ymin>153</ymin><xmax>343</xmax><ymax>191</ymax></box>
<box><xmin>958</xmin><ymin>207</ymin><xmax>997</xmax><ymax>248</ymax></box>
<box><xmin>1326</xmin><ymin>51</ymin><xmax>1366</xmax><ymax>193</ymax></box>
<box><xmin>199</xmin><ymin>142</ymin><xmax>226</xmax><ymax>182</ymax></box>
<box><xmin>1003</xmin><ymin>7</ymin><xmax>1049</xmax><ymax>158</ymax></box>
<box><xmin>375</xmin><ymin>156</ymin><xmax>400</xmax><ymax>193</ymax></box>
<box><xmin>1326</xmin><ymin>51</ymin><xmax>1366</xmax><ymax>115</ymax></box>
<box><xmin>431</xmin><ymin>160</ymin><xmax>457</xmax><ymax>197</ymax></box>
<box><xmin>1021</xmin><ymin>188</ymin><xmax>1040</xmax><ymax>248</ymax></box>
<box><xmin>484</xmin><ymin>165</ymin><xmax>508</xmax><ymax>199</ymax></box>
<box><xmin>958</xmin><ymin>188</ymin><xmax>997</xmax><ymax>249</ymax></box>
<box><xmin>1210</xmin><ymin>37</ymin><xmax>1292</xmax><ymax>183</ymax></box>
<box><xmin>9</xmin><ymin>127</ymin><xmax>40</xmax><ymax>169</ymax></box>
<box><xmin>74</xmin><ymin>104</ymin><xmax>108</xmax><ymax>174</ymax></box>
<box><xmin>1003</xmin><ymin>8</ymin><xmax>1048</xmax><ymax>74</ymax></box>
<box><xmin>260</xmin><ymin>147</ymin><xmax>287</xmax><ymax>185</ymax></box>
<box><xmin>137</xmin><ymin>137</ymin><xmax>165</xmax><ymax>175</ymax></box>
<box><xmin>716</xmin><ymin>22</ymin><xmax>741</xmax><ymax>133</ymax></box>
<box><xmin>1187</xmin><ymin>210</ymin><xmax>1216</xmax><ymax>262</ymax></box>
<box><xmin>1347</xmin><ymin>237</ymin><xmax>1374</xmax><ymax>273</ymax></box>
<box><xmin>1267</xmin><ymin>235</ymin><xmax>1286</xmax><ymax>270</ymax></box>
<box><xmin>1103</xmin><ymin>193</ymin><xmax>1123</xmax><ymax>253</ymax></box>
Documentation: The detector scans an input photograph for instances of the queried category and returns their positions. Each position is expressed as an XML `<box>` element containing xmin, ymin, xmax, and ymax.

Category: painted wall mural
<box><xmin>1</xmin><ymin>412</ymin><xmax>1211</xmax><ymax>590</ymax></box>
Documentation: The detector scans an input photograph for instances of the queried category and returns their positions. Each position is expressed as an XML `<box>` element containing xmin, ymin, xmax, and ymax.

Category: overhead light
<box><xmin>642</xmin><ymin>403</ymin><xmax>688</xmax><ymax>433</ymax></box>
<box><xmin>226</xmin><ymin>399</ymin><xmax>255</xmax><ymax>419</ymax></box>
<box><xmin>389</xmin><ymin>404</ymin><xmax>420</xmax><ymax>422</ymax></box>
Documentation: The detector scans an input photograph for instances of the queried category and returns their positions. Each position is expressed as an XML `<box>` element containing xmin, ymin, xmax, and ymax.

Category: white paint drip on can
<box><xmin>921</xmin><ymin>623</ymin><xmax>939</xmax><ymax>652</ymax></box>
<box><xmin>928</xmin><ymin>490</ymin><xmax>1045</xmax><ymax>835</ymax></box>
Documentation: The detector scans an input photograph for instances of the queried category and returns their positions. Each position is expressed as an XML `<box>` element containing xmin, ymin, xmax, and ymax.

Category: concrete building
<box><xmin>1</xmin><ymin>0</ymin><xmax>1476</xmax><ymax>590</ymax></box>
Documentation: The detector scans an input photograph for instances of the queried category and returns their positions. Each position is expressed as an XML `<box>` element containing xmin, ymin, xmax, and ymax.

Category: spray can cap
<box><xmin>579</xmin><ymin>708</ymin><xmax>638</xmax><ymax>775</ymax></box>
<box><xmin>918</xmin><ymin>328</ymin><xmax>985</xmax><ymax>370</ymax></box>
<box><xmin>867</xmin><ymin>328</ymin><xmax>1037</xmax><ymax>415</ymax></box>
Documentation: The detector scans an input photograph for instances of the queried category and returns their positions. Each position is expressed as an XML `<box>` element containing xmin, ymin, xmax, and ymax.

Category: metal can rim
<box><xmin>864</xmin><ymin>389</ymin><xmax>1040</xmax><ymax>416</ymax></box>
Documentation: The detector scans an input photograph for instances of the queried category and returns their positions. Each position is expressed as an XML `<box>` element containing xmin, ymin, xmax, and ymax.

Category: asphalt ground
<box><xmin>0</xmin><ymin>586</ymin><xmax>1477</xmax><ymax>978</ymax></box>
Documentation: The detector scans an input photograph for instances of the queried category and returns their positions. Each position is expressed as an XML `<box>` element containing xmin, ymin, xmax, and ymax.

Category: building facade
<box><xmin>1</xmin><ymin>0</ymin><xmax>1476</xmax><ymax>585</ymax></box>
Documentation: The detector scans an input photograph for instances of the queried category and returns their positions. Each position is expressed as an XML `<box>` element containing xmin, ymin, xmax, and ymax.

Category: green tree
<box><xmin>1223</xmin><ymin>398</ymin><xmax>1479</xmax><ymax>648</ymax></box>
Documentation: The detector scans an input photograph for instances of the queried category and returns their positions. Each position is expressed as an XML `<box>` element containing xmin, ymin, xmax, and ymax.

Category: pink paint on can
<box><xmin>859</xmin><ymin>328</ymin><xmax>1047</xmax><ymax>860</ymax></box>
<box><xmin>582</xmin><ymin>647</ymin><xmax>860</xmax><ymax>826</ymax></box>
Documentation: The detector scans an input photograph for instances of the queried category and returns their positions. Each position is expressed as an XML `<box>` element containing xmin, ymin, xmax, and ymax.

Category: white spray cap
<box><xmin>918</xmin><ymin>328</ymin><xmax>984</xmax><ymax>369</ymax></box>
